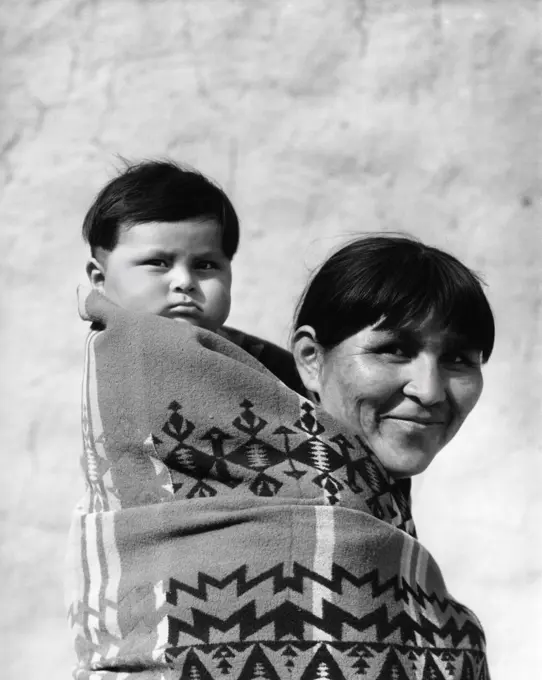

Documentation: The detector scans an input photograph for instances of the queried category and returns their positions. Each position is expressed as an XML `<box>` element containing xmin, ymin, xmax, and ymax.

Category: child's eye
<box><xmin>143</xmin><ymin>259</ymin><xmax>169</xmax><ymax>268</ymax></box>
<box><xmin>377</xmin><ymin>343</ymin><xmax>412</xmax><ymax>359</ymax></box>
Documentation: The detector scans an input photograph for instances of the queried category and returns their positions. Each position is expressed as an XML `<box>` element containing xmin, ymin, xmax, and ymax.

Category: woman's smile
<box><xmin>382</xmin><ymin>416</ymin><xmax>446</xmax><ymax>429</ymax></box>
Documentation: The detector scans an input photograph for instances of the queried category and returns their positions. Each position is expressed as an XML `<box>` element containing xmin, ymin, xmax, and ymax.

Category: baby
<box><xmin>83</xmin><ymin>160</ymin><xmax>237</xmax><ymax>331</ymax></box>
<box><xmin>82</xmin><ymin>159</ymin><xmax>303</xmax><ymax>391</ymax></box>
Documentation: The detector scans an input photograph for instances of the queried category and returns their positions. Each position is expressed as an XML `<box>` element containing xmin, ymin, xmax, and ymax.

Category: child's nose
<box><xmin>170</xmin><ymin>266</ymin><xmax>195</xmax><ymax>292</ymax></box>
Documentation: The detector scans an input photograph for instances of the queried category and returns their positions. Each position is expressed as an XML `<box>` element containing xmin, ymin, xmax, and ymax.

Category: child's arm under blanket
<box><xmin>220</xmin><ymin>326</ymin><xmax>307</xmax><ymax>397</ymax></box>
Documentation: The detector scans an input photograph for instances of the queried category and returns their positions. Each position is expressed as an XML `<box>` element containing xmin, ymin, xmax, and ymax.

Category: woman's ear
<box><xmin>292</xmin><ymin>325</ymin><xmax>324</xmax><ymax>401</ymax></box>
<box><xmin>86</xmin><ymin>257</ymin><xmax>105</xmax><ymax>291</ymax></box>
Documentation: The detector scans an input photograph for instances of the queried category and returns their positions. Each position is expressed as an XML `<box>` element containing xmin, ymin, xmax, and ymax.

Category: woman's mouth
<box><xmin>381</xmin><ymin>416</ymin><xmax>446</xmax><ymax>429</ymax></box>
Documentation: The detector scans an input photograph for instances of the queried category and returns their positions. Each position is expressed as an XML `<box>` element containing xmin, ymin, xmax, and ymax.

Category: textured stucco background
<box><xmin>1</xmin><ymin>1</ymin><xmax>541</xmax><ymax>678</ymax></box>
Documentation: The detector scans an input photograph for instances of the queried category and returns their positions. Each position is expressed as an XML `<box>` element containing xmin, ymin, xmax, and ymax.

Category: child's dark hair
<box><xmin>82</xmin><ymin>160</ymin><xmax>239</xmax><ymax>258</ymax></box>
<box><xmin>294</xmin><ymin>235</ymin><xmax>495</xmax><ymax>362</ymax></box>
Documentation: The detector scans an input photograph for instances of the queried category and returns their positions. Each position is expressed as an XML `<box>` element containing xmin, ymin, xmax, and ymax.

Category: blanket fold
<box><xmin>67</xmin><ymin>291</ymin><xmax>489</xmax><ymax>680</ymax></box>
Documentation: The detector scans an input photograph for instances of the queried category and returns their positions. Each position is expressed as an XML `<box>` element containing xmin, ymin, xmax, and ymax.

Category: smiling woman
<box><xmin>292</xmin><ymin>234</ymin><xmax>495</xmax><ymax>478</ymax></box>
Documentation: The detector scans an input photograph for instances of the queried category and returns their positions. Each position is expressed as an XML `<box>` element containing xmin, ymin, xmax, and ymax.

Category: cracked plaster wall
<box><xmin>0</xmin><ymin>1</ymin><xmax>541</xmax><ymax>678</ymax></box>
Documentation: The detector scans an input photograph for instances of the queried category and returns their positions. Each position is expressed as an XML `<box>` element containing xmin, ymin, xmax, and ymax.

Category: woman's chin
<box><xmin>367</xmin><ymin>421</ymin><xmax>448</xmax><ymax>478</ymax></box>
<box><xmin>371</xmin><ymin>441</ymin><xmax>439</xmax><ymax>479</ymax></box>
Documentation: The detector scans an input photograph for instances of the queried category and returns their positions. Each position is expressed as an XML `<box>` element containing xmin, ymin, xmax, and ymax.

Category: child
<box><xmin>82</xmin><ymin>159</ymin><xmax>302</xmax><ymax>390</ymax></box>
<box><xmin>83</xmin><ymin>160</ymin><xmax>237</xmax><ymax>332</ymax></box>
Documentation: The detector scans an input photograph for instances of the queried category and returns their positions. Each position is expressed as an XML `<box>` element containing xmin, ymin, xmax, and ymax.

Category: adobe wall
<box><xmin>1</xmin><ymin>1</ymin><xmax>540</xmax><ymax>677</ymax></box>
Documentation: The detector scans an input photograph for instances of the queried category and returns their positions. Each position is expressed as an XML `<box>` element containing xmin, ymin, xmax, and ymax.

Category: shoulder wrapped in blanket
<box><xmin>67</xmin><ymin>291</ymin><xmax>490</xmax><ymax>680</ymax></box>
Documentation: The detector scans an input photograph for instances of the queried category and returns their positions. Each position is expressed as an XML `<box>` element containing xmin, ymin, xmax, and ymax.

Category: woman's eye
<box><xmin>443</xmin><ymin>352</ymin><xmax>480</xmax><ymax>367</ymax></box>
<box><xmin>196</xmin><ymin>260</ymin><xmax>217</xmax><ymax>271</ymax></box>
<box><xmin>454</xmin><ymin>354</ymin><xmax>482</xmax><ymax>366</ymax></box>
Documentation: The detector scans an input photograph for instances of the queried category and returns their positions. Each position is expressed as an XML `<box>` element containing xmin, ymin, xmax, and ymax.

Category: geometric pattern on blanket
<box><xmin>74</xmin><ymin>386</ymin><xmax>488</xmax><ymax>678</ymax></box>
<box><xmin>71</xmin><ymin>559</ymin><xmax>490</xmax><ymax>679</ymax></box>
<box><xmin>171</xmin><ymin>641</ymin><xmax>489</xmax><ymax>680</ymax></box>
<box><xmin>163</xmin><ymin>563</ymin><xmax>486</xmax><ymax>649</ymax></box>
<box><xmin>69</xmin><ymin>296</ymin><xmax>490</xmax><ymax>680</ymax></box>
<box><xmin>81</xmin><ymin>370</ymin><xmax>415</xmax><ymax>535</ymax></box>
<box><xmin>153</xmin><ymin>398</ymin><xmax>415</xmax><ymax>534</ymax></box>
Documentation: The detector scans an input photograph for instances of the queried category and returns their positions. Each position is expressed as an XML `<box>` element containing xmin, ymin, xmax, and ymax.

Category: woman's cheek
<box><xmin>451</xmin><ymin>370</ymin><xmax>484</xmax><ymax>417</ymax></box>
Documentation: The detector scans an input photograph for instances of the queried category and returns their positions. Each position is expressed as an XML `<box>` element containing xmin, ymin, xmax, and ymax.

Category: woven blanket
<box><xmin>67</xmin><ymin>291</ymin><xmax>490</xmax><ymax>680</ymax></box>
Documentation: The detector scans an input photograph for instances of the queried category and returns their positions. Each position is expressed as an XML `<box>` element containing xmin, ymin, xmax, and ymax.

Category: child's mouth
<box><xmin>164</xmin><ymin>303</ymin><xmax>200</xmax><ymax>320</ymax></box>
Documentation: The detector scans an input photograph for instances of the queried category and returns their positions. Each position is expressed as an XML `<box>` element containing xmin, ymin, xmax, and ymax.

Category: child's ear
<box><xmin>292</xmin><ymin>325</ymin><xmax>324</xmax><ymax>402</ymax></box>
<box><xmin>86</xmin><ymin>257</ymin><xmax>106</xmax><ymax>291</ymax></box>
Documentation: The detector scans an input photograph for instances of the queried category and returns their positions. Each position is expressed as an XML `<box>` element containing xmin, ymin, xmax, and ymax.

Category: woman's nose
<box><xmin>403</xmin><ymin>357</ymin><xmax>446</xmax><ymax>405</ymax></box>
<box><xmin>169</xmin><ymin>266</ymin><xmax>195</xmax><ymax>292</ymax></box>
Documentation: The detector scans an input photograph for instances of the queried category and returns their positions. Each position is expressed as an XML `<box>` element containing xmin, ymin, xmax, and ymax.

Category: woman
<box><xmin>292</xmin><ymin>235</ymin><xmax>493</xmax><ymax>480</ymax></box>
<box><xmin>69</xmin><ymin>235</ymin><xmax>492</xmax><ymax>680</ymax></box>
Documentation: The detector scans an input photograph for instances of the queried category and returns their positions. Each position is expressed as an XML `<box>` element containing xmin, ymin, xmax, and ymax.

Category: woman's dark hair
<box><xmin>82</xmin><ymin>159</ymin><xmax>239</xmax><ymax>259</ymax></box>
<box><xmin>294</xmin><ymin>235</ymin><xmax>495</xmax><ymax>362</ymax></box>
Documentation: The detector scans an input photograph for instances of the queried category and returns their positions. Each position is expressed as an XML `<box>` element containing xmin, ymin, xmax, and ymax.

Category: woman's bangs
<box><xmin>369</xmin><ymin>260</ymin><xmax>437</xmax><ymax>330</ymax></box>
<box><xmin>371</xmin><ymin>257</ymin><xmax>494</xmax><ymax>360</ymax></box>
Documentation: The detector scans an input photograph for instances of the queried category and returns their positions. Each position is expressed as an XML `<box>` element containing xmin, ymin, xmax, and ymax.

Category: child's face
<box><xmin>89</xmin><ymin>220</ymin><xmax>232</xmax><ymax>331</ymax></box>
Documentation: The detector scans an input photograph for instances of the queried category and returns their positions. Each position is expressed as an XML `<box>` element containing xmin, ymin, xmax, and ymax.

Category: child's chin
<box><xmin>163</xmin><ymin>313</ymin><xmax>220</xmax><ymax>333</ymax></box>
<box><xmin>171</xmin><ymin>316</ymin><xmax>198</xmax><ymax>326</ymax></box>
<box><xmin>171</xmin><ymin>316</ymin><xmax>217</xmax><ymax>332</ymax></box>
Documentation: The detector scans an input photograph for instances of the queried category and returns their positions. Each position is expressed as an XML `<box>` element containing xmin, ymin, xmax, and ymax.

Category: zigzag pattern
<box><xmin>166</xmin><ymin>562</ymin><xmax>475</xmax><ymax>618</ymax></box>
<box><xmin>166</xmin><ymin>599</ymin><xmax>483</xmax><ymax>649</ymax></box>
<box><xmin>164</xmin><ymin>563</ymin><xmax>485</xmax><ymax>649</ymax></box>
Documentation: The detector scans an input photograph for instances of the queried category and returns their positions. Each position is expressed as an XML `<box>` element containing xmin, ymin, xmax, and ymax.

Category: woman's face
<box><xmin>298</xmin><ymin>318</ymin><xmax>484</xmax><ymax>478</ymax></box>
